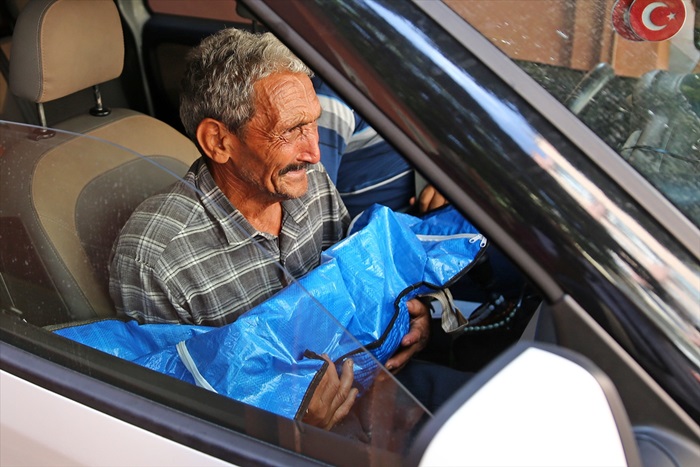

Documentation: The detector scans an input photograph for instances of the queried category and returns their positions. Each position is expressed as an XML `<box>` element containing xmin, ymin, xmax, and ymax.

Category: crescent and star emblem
<box><xmin>612</xmin><ymin>0</ymin><xmax>687</xmax><ymax>41</ymax></box>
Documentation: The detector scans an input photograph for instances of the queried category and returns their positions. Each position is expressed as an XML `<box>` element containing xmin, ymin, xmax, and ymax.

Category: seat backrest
<box><xmin>0</xmin><ymin>0</ymin><xmax>137</xmax><ymax>127</ymax></box>
<box><xmin>0</xmin><ymin>0</ymin><xmax>200</xmax><ymax>325</ymax></box>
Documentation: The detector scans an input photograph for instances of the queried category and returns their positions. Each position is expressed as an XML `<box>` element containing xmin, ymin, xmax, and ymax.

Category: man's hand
<box><xmin>385</xmin><ymin>298</ymin><xmax>430</xmax><ymax>373</ymax></box>
<box><xmin>410</xmin><ymin>184</ymin><xmax>448</xmax><ymax>214</ymax></box>
<box><xmin>303</xmin><ymin>356</ymin><xmax>358</xmax><ymax>430</ymax></box>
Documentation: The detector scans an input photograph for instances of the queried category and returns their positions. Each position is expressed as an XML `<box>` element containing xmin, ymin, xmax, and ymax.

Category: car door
<box><xmin>2</xmin><ymin>0</ymin><xmax>698</xmax><ymax>464</ymax></box>
<box><xmin>240</xmin><ymin>0</ymin><xmax>700</xmax><ymax>440</ymax></box>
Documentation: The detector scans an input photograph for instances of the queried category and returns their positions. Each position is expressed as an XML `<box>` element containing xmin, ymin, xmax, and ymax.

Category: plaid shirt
<box><xmin>109</xmin><ymin>158</ymin><xmax>350</xmax><ymax>326</ymax></box>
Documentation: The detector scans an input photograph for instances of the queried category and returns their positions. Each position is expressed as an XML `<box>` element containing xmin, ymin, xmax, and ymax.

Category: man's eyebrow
<box><xmin>288</xmin><ymin>111</ymin><xmax>322</xmax><ymax>129</ymax></box>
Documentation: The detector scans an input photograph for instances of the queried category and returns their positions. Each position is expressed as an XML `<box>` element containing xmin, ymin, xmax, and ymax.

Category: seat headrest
<box><xmin>9</xmin><ymin>0</ymin><xmax>124</xmax><ymax>103</ymax></box>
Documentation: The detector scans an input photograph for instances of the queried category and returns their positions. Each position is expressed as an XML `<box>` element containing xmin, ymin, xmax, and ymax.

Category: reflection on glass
<box><xmin>444</xmin><ymin>0</ymin><xmax>699</xmax><ymax>227</ymax></box>
<box><xmin>530</xmin><ymin>134</ymin><xmax>700</xmax><ymax>367</ymax></box>
<box><xmin>0</xmin><ymin>121</ymin><xmax>448</xmax><ymax>458</ymax></box>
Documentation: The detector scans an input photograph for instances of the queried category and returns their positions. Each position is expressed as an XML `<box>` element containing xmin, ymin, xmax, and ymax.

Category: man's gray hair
<box><xmin>180</xmin><ymin>28</ymin><xmax>312</xmax><ymax>140</ymax></box>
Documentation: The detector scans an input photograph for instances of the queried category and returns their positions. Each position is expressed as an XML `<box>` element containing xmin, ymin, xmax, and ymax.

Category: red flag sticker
<box><xmin>612</xmin><ymin>0</ymin><xmax>643</xmax><ymax>41</ymax></box>
<box><xmin>627</xmin><ymin>0</ymin><xmax>687</xmax><ymax>41</ymax></box>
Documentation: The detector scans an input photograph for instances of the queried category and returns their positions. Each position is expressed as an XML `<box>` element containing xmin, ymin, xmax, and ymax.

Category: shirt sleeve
<box><xmin>109</xmin><ymin>253</ymin><xmax>193</xmax><ymax>325</ymax></box>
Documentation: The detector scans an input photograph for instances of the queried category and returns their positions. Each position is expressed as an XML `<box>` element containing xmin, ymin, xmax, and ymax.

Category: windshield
<box><xmin>443</xmin><ymin>0</ymin><xmax>700</xmax><ymax>227</ymax></box>
<box><xmin>0</xmin><ymin>120</ymin><xmax>436</xmax><ymax>459</ymax></box>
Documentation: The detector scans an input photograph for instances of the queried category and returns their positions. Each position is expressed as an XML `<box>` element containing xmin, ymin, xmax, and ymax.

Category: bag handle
<box><xmin>421</xmin><ymin>288</ymin><xmax>470</xmax><ymax>335</ymax></box>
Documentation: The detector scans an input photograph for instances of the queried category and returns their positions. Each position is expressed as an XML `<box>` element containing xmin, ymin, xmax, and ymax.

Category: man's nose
<box><xmin>299</xmin><ymin>128</ymin><xmax>321</xmax><ymax>164</ymax></box>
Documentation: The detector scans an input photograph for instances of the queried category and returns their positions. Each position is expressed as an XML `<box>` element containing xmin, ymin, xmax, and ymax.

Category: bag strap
<box><xmin>425</xmin><ymin>286</ymin><xmax>528</xmax><ymax>336</ymax></box>
<box><xmin>422</xmin><ymin>288</ymin><xmax>471</xmax><ymax>335</ymax></box>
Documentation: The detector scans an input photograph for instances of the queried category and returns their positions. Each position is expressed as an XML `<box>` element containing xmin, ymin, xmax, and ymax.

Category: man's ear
<box><xmin>196</xmin><ymin>118</ymin><xmax>236</xmax><ymax>164</ymax></box>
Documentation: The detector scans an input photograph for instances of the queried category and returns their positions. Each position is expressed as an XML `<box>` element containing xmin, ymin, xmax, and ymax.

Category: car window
<box><xmin>442</xmin><ymin>0</ymin><xmax>699</xmax><ymax>227</ymax></box>
<box><xmin>0</xmin><ymin>120</ymin><xmax>435</xmax><ymax>464</ymax></box>
<box><xmin>3</xmin><ymin>0</ymin><xmax>698</xmax><ymax>462</ymax></box>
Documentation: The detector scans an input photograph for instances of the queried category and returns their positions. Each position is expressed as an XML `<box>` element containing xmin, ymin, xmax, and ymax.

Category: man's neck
<box><xmin>211</xmin><ymin>163</ymin><xmax>283</xmax><ymax>236</ymax></box>
<box><xmin>240</xmin><ymin>201</ymin><xmax>283</xmax><ymax>236</ymax></box>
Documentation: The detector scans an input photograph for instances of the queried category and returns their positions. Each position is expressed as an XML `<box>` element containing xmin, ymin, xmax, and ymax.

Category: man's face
<box><xmin>233</xmin><ymin>72</ymin><xmax>322</xmax><ymax>201</ymax></box>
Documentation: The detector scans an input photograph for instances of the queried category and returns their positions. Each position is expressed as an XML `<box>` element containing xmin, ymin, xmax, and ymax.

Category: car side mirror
<box><xmin>409</xmin><ymin>342</ymin><xmax>641</xmax><ymax>466</ymax></box>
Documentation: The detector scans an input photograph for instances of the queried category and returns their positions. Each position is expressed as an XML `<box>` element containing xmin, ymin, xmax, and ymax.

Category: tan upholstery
<box><xmin>0</xmin><ymin>0</ymin><xmax>200</xmax><ymax>324</ymax></box>
<box><xmin>9</xmin><ymin>0</ymin><xmax>124</xmax><ymax>103</ymax></box>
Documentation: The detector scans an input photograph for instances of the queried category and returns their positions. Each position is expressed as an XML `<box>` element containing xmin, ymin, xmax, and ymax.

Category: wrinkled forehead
<box><xmin>252</xmin><ymin>72</ymin><xmax>321</xmax><ymax>127</ymax></box>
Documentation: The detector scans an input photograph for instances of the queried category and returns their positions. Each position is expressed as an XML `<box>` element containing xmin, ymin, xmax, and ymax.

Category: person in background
<box><xmin>314</xmin><ymin>78</ymin><xmax>447</xmax><ymax>218</ymax></box>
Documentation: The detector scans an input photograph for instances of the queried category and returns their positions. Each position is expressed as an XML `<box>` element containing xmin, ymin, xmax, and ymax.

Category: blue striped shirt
<box><xmin>315</xmin><ymin>79</ymin><xmax>415</xmax><ymax>218</ymax></box>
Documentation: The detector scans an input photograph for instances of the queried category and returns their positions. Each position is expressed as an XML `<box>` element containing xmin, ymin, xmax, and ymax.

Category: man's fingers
<box><xmin>325</xmin><ymin>387</ymin><xmax>359</xmax><ymax>430</ymax></box>
<box><xmin>425</xmin><ymin>186</ymin><xmax>446</xmax><ymax>211</ymax></box>
<box><xmin>405</xmin><ymin>299</ymin><xmax>431</xmax><ymax>344</ymax></box>
<box><xmin>385</xmin><ymin>348</ymin><xmax>411</xmax><ymax>372</ymax></box>
<box><xmin>337</xmin><ymin>359</ymin><xmax>354</xmax><ymax>395</ymax></box>
<box><xmin>406</xmin><ymin>297</ymin><xmax>428</xmax><ymax>317</ymax></box>
<box><xmin>303</xmin><ymin>355</ymin><xmax>338</xmax><ymax>425</ymax></box>
<box><xmin>318</xmin><ymin>354</ymin><xmax>341</xmax><ymax>392</ymax></box>
<box><xmin>417</xmin><ymin>184</ymin><xmax>448</xmax><ymax>213</ymax></box>
<box><xmin>304</xmin><ymin>356</ymin><xmax>357</xmax><ymax>429</ymax></box>
<box><xmin>386</xmin><ymin>299</ymin><xmax>431</xmax><ymax>371</ymax></box>
<box><xmin>428</xmin><ymin>192</ymin><xmax>447</xmax><ymax>211</ymax></box>
<box><xmin>327</xmin><ymin>359</ymin><xmax>355</xmax><ymax>423</ymax></box>
<box><xmin>418</xmin><ymin>185</ymin><xmax>436</xmax><ymax>213</ymax></box>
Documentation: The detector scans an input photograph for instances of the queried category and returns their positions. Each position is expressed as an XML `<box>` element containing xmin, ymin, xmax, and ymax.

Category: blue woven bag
<box><xmin>55</xmin><ymin>205</ymin><xmax>486</xmax><ymax>419</ymax></box>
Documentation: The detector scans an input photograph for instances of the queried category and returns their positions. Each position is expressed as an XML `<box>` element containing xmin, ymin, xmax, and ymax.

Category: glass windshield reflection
<box><xmin>0</xmin><ymin>121</ymin><xmax>434</xmax><ymax>455</ymax></box>
<box><xmin>444</xmin><ymin>0</ymin><xmax>700</xmax><ymax>227</ymax></box>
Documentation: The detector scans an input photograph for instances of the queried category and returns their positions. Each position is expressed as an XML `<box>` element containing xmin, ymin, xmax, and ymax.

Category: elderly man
<box><xmin>109</xmin><ymin>28</ymin><xmax>432</xmax><ymax>429</ymax></box>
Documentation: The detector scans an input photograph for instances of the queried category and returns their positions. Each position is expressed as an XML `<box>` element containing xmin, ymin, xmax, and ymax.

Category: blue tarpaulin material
<box><xmin>55</xmin><ymin>205</ymin><xmax>486</xmax><ymax>419</ymax></box>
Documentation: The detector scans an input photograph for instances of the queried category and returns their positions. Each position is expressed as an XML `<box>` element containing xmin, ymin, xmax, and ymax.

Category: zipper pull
<box><xmin>468</xmin><ymin>234</ymin><xmax>488</xmax><ymax>247</ymax></box>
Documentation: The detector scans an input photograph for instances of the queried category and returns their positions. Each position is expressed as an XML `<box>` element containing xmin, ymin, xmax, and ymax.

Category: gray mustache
<box><xmin>278</xmin><ymin>163</ymin><xmax>309</xmax><ymax>176</ymax></box>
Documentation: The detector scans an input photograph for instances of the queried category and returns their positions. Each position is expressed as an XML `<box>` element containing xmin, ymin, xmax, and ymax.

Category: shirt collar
<box><xmin>191</xmin><ymin>158</ymin><xmax>312</xmax><ymax>245</ymax></box>
<box><xmin>190</xmin><ymin>158</ymin><xmax>255</xmax><ymax>245</ymax></box>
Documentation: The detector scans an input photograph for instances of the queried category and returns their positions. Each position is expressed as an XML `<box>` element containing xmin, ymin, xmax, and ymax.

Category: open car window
<box><xmin>0</xmin><ymin>120</ymin><xmax>444</xmax><ymax>463</ymax></box>
<box><xmin>2</xmin><ymin>0</ymin><xmax>699</xmax><ymax>463</ymax></box>
<box><xmin>442</xmin><ymin>0</ymin><xmax>700</xmax><ymax>227</ymax></box>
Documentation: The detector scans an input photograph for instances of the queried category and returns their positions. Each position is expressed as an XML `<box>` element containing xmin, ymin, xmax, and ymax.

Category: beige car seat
<box><xmin>0</xmin><ymin>0</ymin><xmax>136</xmax><ymax>126</ymax></box>
<box><xmin>0</xmin><ymin>0</ymin><xmax>200</xmax><ymax>325</ymax></box>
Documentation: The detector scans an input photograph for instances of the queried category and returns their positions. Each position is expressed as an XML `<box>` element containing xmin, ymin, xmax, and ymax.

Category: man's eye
<box><xmin>283</xmin><ymin>124</ymin><xmax>306</xmax><ymax>139</ymax></box>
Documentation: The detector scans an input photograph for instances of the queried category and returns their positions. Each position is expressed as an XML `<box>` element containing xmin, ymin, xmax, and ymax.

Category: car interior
<box><xmin>0</xmin><ymin>0</ymin><xmax>541</xmax><ymax>367</ymax></box>
<box><xmin>0</xmin><ymin>0</ymin><xmax>698</xmax><ymax>465</ymax></box>
<box><xmin>1</xmin><ymin>0</ymin><xmax>199</xmax><ymax>325</ymax></box>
